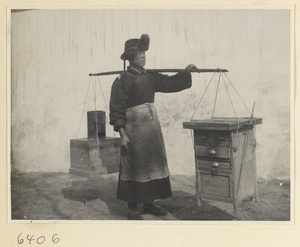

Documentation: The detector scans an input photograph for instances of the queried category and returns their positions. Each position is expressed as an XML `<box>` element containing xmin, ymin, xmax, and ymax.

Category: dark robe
<box><xmin>109</xmin><ymin>66</ymin><xmax>192</xmax><ymax>204</ymax></box>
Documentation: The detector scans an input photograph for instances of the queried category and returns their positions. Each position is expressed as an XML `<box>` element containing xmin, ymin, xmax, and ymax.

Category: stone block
<box><xmin>70</xmin><ymin>136</ymin><xmax>121</xmax><ymax>177</ymax></box>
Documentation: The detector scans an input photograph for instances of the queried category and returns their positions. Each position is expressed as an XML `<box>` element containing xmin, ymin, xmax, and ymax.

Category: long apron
<box><xmin>117</xmin><ymin>103</ymin><xmax>172</xmax><ymax>203</ymax></box>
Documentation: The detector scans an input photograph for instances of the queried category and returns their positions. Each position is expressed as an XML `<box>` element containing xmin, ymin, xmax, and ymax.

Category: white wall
<box><xmin>11</xmin><ymin>9</ymin><xmax>291</xmax><ymax>179</ymax></box>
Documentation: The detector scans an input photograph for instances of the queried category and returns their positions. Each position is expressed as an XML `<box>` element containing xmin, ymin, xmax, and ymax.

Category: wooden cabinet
<box><xmin>183</xmin><ymin>117</ymin><xmax>262</xmax><ymax>213</ymax></box>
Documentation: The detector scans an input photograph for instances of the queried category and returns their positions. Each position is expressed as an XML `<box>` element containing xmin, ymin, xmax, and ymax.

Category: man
<box><xmin>109</xmin><ymin>34</ymin><xmax>196</xmax><ymax>220</ymax></box>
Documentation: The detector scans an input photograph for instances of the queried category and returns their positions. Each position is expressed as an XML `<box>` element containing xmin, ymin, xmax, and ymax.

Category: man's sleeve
<box><xmin>109</xmin><ymin>76</ymin><xmax>127</xmax><ymax>132</ymax></box>
<box><xmin>153</xmin><ymin>71</ymin><xmax>192</xmax><ymax>93</ymax></box>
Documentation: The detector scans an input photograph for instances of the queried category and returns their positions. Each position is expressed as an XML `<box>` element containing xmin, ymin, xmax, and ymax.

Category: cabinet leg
<box><xmin>233</xmin><ymin>201</ymin><xmax>238</xmax><ymax>214</ymax></box>
<box><xmin>253</xmin><ymin>193</ymin><xmax>258</xmax><ymax>203</ymax></box>
<box><xmin>197</xmin><ymin>197</ymin><xmax>201</xmax><ymax>206</ymax></box>
<box><xmin>249</xmin><ymin>193</ymin><xmax>258</xmax><ymax>204</ymax></box>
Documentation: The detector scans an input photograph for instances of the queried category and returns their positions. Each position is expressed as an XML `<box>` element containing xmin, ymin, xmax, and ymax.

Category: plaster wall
<box><xmin>11</xmin><ymin>9</ymin><xmax>291</xmax><ymax>179</ymax></box>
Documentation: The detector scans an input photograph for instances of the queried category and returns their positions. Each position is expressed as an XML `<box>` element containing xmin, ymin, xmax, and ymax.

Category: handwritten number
<box><xmin>52</xmin><ymin>234</ymin><xmax>60</xmax><ymax>244</ymax></box>
<box><xmin>17</xmin><ymin>233</ymin><xmax>59</xmax><ymax>245</ymax></box>
<box><xmin>37</xmin><ymin>236</ymin><xmax>46</xmax><ymax>244</ymax></box>
<box><xmin>26</xmin><ymin>235</ymin><xmax>35</xmax><ymax>244</ymax></box>
<box><xmin>17</xmin><ymin>233</ymin><xmax>24</xmax><ymax>244</ymax></box>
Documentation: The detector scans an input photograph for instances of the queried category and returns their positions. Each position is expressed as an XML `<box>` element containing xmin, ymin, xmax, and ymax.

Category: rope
<box><xmin>221</xmin><ymin>72</ymin><xmax>240</xmax><ymax>133</ymax></box>
<box><xmin>96</xmin><ymin>76</ymin><xmax>109</xmax><ymax>125</ymax></box>
<box><xmin>77</xmin><ymin>76</ymin><xmax>92</xmax><ymax>139</ymax></box>
<box><xmin>221</xmin><ymin>73</ymin><xmax>238</xmax><ymax>118</ymax></box>
<box><xmin>223</xmin><ymin>73</ymin><xmax>252</xmax><ymax>115</ymax></box>
<box><xmin>211</xmin><ymin>72</ymin><xmax>222</xmax><ymax>118</ymax></box>
<box><xmin>192</xmin><ymin>71</ymin><xmax>252</xmax><ymax>120</ymax></box>
<box><xmin>190</xmin><ymin>72</ymin><xmax>217</xmax><ymax>120</ymax></box>
<box><xmin>237</xmin><ymin>102</ymin><xmax>256</xmax><ymax>195</ymax></box>
<box><xmin>93</xmin><ymin>77</ymin><xmax>100</xmax><ymax>147</ymax></box>
<box><xmin>96</xmin><ymin>76</ymin><xmax>119</xmax><ymax>159</ymax></box>
<box><xmin>77</xmin><ymin>74</ymin><xmax>120</xmax><ymax>168</ymax></box>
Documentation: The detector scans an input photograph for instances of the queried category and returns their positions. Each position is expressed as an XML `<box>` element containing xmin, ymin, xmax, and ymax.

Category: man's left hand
<box><xmin>185</xmin><ymin>64</ymin><xmax>198</xmax><ymax>72</ymax></box>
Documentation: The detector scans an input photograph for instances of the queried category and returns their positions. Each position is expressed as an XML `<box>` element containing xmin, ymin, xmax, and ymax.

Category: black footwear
<box><xmin>143</xmin><ymin>204</ymin><xmax>168</xmax><ymax>216</ymax></box>
<box><xmin>127</xmin><ymin>210</ymin><xmax>143</xmax><ymax>220</ymax></box>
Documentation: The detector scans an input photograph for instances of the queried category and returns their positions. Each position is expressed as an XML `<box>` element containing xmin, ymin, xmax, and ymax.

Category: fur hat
<box><xmin>120</xmin><ymin>34</ymin><xmax>150</xmax><ymax>61</ymax></box>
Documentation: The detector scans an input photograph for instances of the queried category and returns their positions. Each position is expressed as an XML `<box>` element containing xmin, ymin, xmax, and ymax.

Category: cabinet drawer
<box><xmin>194</xmin><ymin>130</ymin><xmax>210</xmax><ymax>145</ymax></box>
<box><xmin>197</xmin><ymin>159</ymin><xmax>231</xmax><ymax>171</ymax></box>
<box><xmin>211</xmin><ymin>132</ymin><xmax>230</xmax><ymax>145</ymax></box>
<box><xmin>194</xmin><ymin>130</ymin><xmax>230</xmax><ymax>147</ymax></box>
<box><xmin>199</xmin><ymin>171</ymin><xmax>232</xmax><ymax>198</ymax></box>
<box><xmin>195</xmin><ymin>146</ymin><xmax>230</xmax><ymax>159</ymax></box>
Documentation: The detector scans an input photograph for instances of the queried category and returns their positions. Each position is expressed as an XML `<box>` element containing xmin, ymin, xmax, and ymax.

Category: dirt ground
<box><xmin>10</xmin><ymin>171</ymin><xmax>290</xmax><ymax>221</ymax></box>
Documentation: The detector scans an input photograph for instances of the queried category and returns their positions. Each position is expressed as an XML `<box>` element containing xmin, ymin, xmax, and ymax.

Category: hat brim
<box><xmin>120</xmin><ymin>47</ymin><xmax>140</xmax><ymax>61</ymax></box>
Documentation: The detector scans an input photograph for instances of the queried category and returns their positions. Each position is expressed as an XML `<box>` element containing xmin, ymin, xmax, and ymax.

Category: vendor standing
<box><xmin>109</xmin><ymin>34</ymin><xmax>196</xmax><ymax>220</ymax></box>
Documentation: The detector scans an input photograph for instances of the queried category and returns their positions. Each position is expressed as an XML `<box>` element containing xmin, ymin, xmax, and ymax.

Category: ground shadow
<box><xmin>11</xmin><ymin>172</ymin><xmax>290</xmax><ymax>221</ymax></box>
<box><xmin>61</xmin><ymin>177</ymin><xmax>237</xmax><ymax>220</ymax></box>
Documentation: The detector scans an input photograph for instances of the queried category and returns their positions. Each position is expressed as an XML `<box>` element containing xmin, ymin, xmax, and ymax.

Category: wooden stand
<box><xmin>183</xmin><ymin>117</ymin><xmax>262</xmax><ymax>213</ymax></box>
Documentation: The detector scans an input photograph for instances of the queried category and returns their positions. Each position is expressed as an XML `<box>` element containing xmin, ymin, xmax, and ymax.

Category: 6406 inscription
<box><xmin>17</xmin><ymin>233</ymin><xmax>60</xmax><ymax>245</ymax></box>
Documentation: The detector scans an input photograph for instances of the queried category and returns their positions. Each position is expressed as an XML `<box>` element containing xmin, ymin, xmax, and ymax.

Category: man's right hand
<box><xmin>119</xmin><ymin>127</ymin><xmax>130</xmax><ymax>151</ymax></box>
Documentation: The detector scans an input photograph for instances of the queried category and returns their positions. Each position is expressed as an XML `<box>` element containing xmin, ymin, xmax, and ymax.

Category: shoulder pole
<box><xmin>89</xmin><ymin>68</ymin><xmax>228</xmax><ymax>77</ymax></box>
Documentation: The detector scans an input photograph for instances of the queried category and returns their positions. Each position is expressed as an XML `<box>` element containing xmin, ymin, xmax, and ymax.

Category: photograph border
<box><xmin>1</xmin><ymin>1</ymin><xmax>298</xmax><ymax>246</ymax></box>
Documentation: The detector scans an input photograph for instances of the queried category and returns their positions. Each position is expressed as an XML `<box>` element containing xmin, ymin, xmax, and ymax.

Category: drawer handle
<box><xmin>209</xmin><ymin>148</ymin><xmax>216</xmax><ymax>155</ymax></box>
<box><xmin>212</xmin><ymin>162</ymin><xmax>219</xmax><ymax>167</ymax></box>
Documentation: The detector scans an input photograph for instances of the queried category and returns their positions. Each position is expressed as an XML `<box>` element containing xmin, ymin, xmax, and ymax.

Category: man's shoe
<box><xmin>127</xmin><ymin>210</ymin><xmax>143</xmax><ymax>220</ymax></box>
<box><xmin>143</xmin><ymin>204</ymin><xmax>168</xmax><ymax>216</ymax></box>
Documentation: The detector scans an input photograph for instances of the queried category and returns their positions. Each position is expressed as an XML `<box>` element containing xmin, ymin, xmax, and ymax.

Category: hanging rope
<box><xmin>96</xmin><ymin>76</ymin><xmax>119</xmax><ymax>160</ymax></box>
<box><xmin>190</xmin><ymin>72</ymin><xmax>217</xmax><ymax>120</ymax></box>
<box><xmin>189</xmin><ymin>71</ymin><xmax>219</xmax><ymax>151</ymax></box>
<box><xmin>191</xmin><ymin>71</ymin><xmax>253</xmax><ymax>123</ymax></box>
<box><xmin>93</xmin><ymin>77</ymin><xmax>100</xmax><ymax>147</ymax></box>
<box><xmin>211</xmin><ymin>72</ymin><xmax>222</xmax><ymax>118</ymax></box>
<box><xmin>221</xmin><ymin>73</ymin><xmax>240</xmax><ymax>133</ymax></box>
<box><xmin>237</xmin><ymin>101</ymin><xmax>256</xmax><ymax>195</ymax></box>
<box><xmin>76</xmin><ymin>75</ymin><xmax>111</xmax><ymax>144</ymax></box>
<box><xmin>221</xmin><ymin>72</ymin><xmax>238</xmax><ymax>118</ymax></box>
<box><xmin>96</xmin><ymin>76</ymin><xmax>110</xmax><ymax>125</ymax></box>
<box><xmin>223</xmin><ymin>73</ymin><xmax>252</xmax><ymax>115</ymax></box>
<box><xmin>77</xmin><ymin>76</ymin><xmax>92</xmax><ymax>139</ymax></box>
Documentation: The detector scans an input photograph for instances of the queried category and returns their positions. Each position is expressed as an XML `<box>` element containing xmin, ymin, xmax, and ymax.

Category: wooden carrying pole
<box><xmin>89</xmin><ymin>68</ymin><xmax>228</xmax><ymax>77</ymax></box>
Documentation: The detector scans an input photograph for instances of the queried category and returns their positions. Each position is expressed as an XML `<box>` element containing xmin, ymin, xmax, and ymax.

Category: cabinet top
<box><xmin>183</xmin><ymin>117</ymin><xmax>262</xmax><ymax>131</ymax></box>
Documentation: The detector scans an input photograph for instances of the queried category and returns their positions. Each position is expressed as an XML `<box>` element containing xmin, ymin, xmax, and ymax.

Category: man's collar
<box><xmin>127</xmin><ymin>66</ymin><xmax>147</xmax><ymax>74</ymax></box>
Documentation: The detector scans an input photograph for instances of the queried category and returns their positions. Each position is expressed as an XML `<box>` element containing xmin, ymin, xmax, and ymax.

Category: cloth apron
<box><xmin>120</xmin><ymin>103</ymin><xmax>169</xmax><ymax>182</ymax></box>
